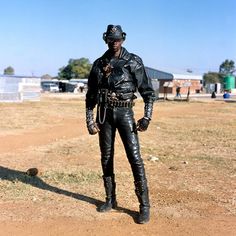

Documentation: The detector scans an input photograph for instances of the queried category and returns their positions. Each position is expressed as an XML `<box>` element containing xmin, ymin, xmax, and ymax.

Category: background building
<box><xmin>145</xmin><ymin>67</ymin><xmax>203</xmax><ymax>96</ymax></box>
<box><xmin>0</xmin><ymin>75</ymin><xmax>41</xmax><ymax>102</ymax></box>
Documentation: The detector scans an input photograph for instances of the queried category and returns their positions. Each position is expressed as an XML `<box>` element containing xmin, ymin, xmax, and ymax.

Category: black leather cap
<box><xmin>103</xmin><ymin>25</ymin><xmax>126</xmax><ymax>41</ymax></box>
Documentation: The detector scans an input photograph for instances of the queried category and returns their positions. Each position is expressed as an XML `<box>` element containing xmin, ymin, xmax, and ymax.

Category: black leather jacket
<box><xmin>86</xmin><ymin>47</ymin><xmax>155</xmax><ymax>111</ymax></box>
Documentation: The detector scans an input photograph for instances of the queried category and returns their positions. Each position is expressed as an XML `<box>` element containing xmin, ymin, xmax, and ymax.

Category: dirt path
<box><xmin>0</xmin><ymin>216</ymin><xmax>235</xmax><ymax>236</ymax></box>
<box><xmin>0</xmin><ymin>118</ymin><xmax>80</xmax><ymax>153</ymax></box>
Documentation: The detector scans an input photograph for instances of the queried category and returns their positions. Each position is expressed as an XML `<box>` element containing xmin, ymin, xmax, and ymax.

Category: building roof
<box><xmin>145</xmin><ymin>67</ymin><xmax>202</xmax><ymax>81</ymax></box>
<box><xmin>145</xmin><ymin>67</ymin><xmax>173</xmax><ymax>80</ymax></box>
<box><xmin>0</xmin><ymin>74</ymin><xmax>40</xmax><ymax>79</ymax></box>
<box><xmin>172</xmin><ymin>73</ymin><xmax>203</xmax><ymax>80</ymax></box>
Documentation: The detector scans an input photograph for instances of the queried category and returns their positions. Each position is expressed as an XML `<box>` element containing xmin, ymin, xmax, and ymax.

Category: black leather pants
<box><xmin>98</xmin><ymin>107</ymin><xmax>146</xmax><ymax>182</ymax></box>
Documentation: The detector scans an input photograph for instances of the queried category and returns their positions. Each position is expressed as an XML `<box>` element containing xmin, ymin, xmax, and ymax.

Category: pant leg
<box><xmin>116</xmin><ymin>107</ymin><xmax>146</xmax><ymax>182</ymax></box>
<box><xmin>98</xmin><ymin>110</ymin><xmax>116</xmax><ymax>177</ymax></box>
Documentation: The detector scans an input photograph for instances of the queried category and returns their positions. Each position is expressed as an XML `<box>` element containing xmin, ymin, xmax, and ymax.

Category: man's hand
<box><xmin>137</xmin><ymin>117</ymin><xmax>150</xmax><ymax>132</ymax></box>
<box><xmin>87</xmin><ymin>122</ymin><xmax>100</xmax><ymax>135</ymax></box>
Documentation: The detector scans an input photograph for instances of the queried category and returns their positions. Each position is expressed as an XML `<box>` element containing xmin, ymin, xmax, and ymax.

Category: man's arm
<box><xmin>85</xmin><ymin>62</ymin><xmax>100</xmax><ymax>135</ymax></box>
<box><xmin>132</xmin><ymin>55</ymin><xmax>156</xmax><ymax>131</ymax></box>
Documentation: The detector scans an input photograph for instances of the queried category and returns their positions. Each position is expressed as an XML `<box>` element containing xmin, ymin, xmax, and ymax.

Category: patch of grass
<box><xmin>0</xmin><ymin>168</ymin><xmax>102</xmax><ymax>201</ymax></box>
<box><xmin>193</xmin><ymin>154</ymin><xmax>235</xmax><ymax>171</ymax></box>
<box><xmin>0</xmin><ymin>180</ymin><xmax>32</xmax><ymax>200</ymax></box>
<box><xmin>42</xmin><ymin>170</ymin><xmax>101</xmax><ymax>185</ymax></box>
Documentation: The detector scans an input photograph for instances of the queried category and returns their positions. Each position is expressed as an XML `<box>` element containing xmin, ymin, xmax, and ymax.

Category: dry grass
<box><xmin>0</xmin><ymin>96</ymin><xmax>236</xmax><ymax>220</ymax></box>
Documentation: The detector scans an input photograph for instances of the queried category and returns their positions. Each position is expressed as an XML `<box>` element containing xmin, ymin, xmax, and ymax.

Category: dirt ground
<box><xmin>0</xmin><ymin>93</ymin><xmax>236</xmax><ymax>236</ymax></box>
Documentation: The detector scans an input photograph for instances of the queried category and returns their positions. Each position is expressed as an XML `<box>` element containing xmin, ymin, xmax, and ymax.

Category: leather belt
<box><xmin>107</xmin><ymin>99</ymin><xmax>135</xmax><ymax>108</ymax></box>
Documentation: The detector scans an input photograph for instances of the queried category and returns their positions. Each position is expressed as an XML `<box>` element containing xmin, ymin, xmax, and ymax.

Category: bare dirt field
<box><xmin>0</xmin><ymin>94</ymin><xmax>236</xmax><ymax>236</ymax></box>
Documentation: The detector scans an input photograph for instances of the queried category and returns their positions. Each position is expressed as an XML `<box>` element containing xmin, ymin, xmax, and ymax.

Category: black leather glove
<box><xmin>86</xmin><ymin>108</ymin><xmax>100</xmax><ymax>135</ymax></box>
<box><xmin>137</xmin><ymin>117</ymin><xmax>150</xmax><ymax>132</ymax></box>
<box><xmin>136</xmin><ymin>101</ymin><xmax>153</xmax><ymax>132</ymax></box>
<box><xmin>87</xmin><ymin>122</ymin><xmax>100</xmax><ymax>135</ymax></box>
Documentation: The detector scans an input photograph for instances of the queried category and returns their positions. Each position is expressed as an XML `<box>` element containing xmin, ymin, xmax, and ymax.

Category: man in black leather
<box><xmin>85</xmin><ymin>24</ymin><xmax>155</xmax><ymax>224</ymax></box>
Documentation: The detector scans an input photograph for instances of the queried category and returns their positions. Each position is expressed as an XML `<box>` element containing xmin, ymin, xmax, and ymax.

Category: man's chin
<box><xmin>109</xmin><ymin>48</ymin><xmax>117</xmax><ymax>53</ymax></box>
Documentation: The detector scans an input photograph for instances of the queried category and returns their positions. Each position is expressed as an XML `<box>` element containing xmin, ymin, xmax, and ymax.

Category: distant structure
<box><xmin>145</xmin><ymin>67</ymin><xmax>203</xmax><ymax>96</ymax></box>
<box><xmin>0</xmin><ymin>75</ymin><xmax>41</xmax><ymax>102</ymax></box>
<box><xmin>40</xmin><ymin>78</ymin><xmax>88</xmax><ymax>93</ymax></box>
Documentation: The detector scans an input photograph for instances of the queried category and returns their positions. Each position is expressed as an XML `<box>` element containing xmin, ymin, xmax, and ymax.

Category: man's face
<box><xmin>107</xmin><ymin>38</ymin><xmax>123</xmax><ymax>53</ymax></box>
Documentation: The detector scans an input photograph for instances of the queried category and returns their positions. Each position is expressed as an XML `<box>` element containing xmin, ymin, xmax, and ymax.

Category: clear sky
<box><xmin>0</xmin><ymin>0</ymin><xmax>235</xmax><ymax>77</ymax></box>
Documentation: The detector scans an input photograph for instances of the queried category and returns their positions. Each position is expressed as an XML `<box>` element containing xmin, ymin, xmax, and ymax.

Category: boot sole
<box><xmin>137</xmin><ymin>218</ymin><xmax>150</xmax><ymax>224</ymax></box>
<box><xmin>97</xmin><ymin>202</ymin><xmax>118</xmax><ymax>212</ymax></box>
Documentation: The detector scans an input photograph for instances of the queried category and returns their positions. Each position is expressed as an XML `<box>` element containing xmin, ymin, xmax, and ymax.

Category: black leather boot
<box><xmin>98</xmin><ymin>175</ymin><xmax>117</xmax><ymax>212</ymax></box>
<box><xmin>134</xmin><ymin>179</ymin><xmax>150</xmax><ymax>224</ymax></box>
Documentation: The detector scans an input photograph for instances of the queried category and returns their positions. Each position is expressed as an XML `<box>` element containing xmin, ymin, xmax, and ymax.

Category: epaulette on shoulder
<box><xmin>130</xmin><ymin>53</ymin><xmax>143</xmax><ymax>66</ymax></box>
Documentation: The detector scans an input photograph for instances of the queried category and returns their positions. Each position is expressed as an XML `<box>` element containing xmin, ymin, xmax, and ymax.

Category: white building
<box><xmin>0</xmin><ymin>75</ymin><xmax>41</xmax><ymax>102</ymax></box>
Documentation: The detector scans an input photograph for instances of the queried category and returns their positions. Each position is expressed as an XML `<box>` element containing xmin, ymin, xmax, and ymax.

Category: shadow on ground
<box><xmin>0</xmin><ymin>166</ymin><xmax>137</xmax><ymax>222</ymax></box>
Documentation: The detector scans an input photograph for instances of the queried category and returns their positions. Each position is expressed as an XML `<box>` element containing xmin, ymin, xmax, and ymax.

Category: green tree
<box><xmin>219</xmin><ymin>59</ymin><xmax>235</xmax><ymax>75</ymax></box>
<box><xmin>58</xmin><ymin>58</ymin><xmax>92</xmax><ymax>80</ymax></box>
<box><xmin>203</xmin><ymin>72</ymin><xmax>221</xmax><ymax>84</ymax></box>
<box><xmin>58</xmin><ymin>64</ymin><xmax>73</xmax><ymax>80</ymax></box>
<box><xmin>4</xmin><ymin>66</ymin><xmax>15</xmax><ymax>75</ymax></box>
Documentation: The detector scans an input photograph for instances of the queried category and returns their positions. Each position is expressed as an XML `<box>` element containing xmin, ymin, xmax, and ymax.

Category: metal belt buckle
<box><xmin>111</xmin><ymin>92</ymin><xmax>116</xmax><ymax>100</ymax></box>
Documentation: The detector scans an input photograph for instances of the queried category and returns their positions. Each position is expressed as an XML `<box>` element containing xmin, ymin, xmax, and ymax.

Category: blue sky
<box><xmin>0</xmin><ymin>0</ymin><xmax>235</xmax><ymax>76</ymax></box>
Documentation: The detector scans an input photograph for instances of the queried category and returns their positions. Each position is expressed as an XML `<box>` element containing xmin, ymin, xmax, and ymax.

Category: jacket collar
<box><xmin>101</xmin><ymin>47</ymin><xmax>131</xmax><ymax>61</ymax></box>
